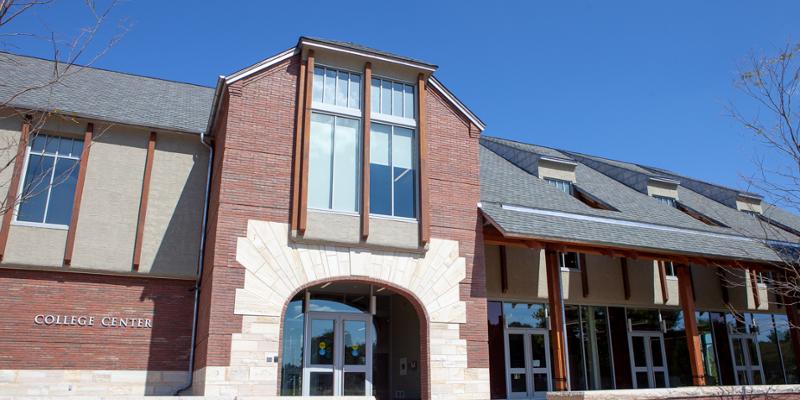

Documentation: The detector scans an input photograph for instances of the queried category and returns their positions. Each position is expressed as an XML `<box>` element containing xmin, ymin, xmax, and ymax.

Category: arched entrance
<box><xmin>279</xmin><ymin>279</ymin><xmax>426</xmax><ymax>399</ymax></box>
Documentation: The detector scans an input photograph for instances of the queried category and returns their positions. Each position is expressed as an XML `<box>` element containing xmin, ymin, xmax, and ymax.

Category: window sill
<box><xmin>308</xmin><ymin>207</ymin><xmax>360</xmax><ymax>217</ymax></box>
<box><xmin>11</xmin><ymin>220</ymin><xmax>69</xmax><ymax>231</ymax></box>
<box><xmin>369</xmin><ymin>214</ymin><xmax>418</xmax><ymax>223</ymax></box>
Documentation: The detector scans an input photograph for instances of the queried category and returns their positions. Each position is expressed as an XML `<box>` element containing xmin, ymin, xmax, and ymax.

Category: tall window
<box><xmin>370</xmin><ymin>123</ymin><xmax>416</xmax><ymax>218</ymax></box>
<box><xmin>308</xmin><ymin>66</ymin><xmax>363</xmax><ymax>213</ymax></box>
<box><xmin>17</xmin><ymin>134</ymin><xmax>82</xmax><ymax>226</ymax></box>
<box><xmin>545</xmin><ymin>177</ymin><xmax>573</xmax><ymax>195</ymax></box>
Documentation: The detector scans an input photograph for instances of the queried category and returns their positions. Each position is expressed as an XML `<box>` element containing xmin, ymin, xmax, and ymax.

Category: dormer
<box><xmin>647</xmin><ymin>176</ymin><xmax>680</xmax><ymax>204</ymax></box>
<box><xmin>537</xmin><ymin>156</ymin><xmax>577</xmax><ymax>183</ymax></box>
<box><xmin>736</xmin><ymin>193</ymin><xmax>763</xmax><ymax>215</ymax></box>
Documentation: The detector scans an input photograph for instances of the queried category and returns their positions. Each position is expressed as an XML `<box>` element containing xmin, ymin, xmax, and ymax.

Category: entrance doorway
<box><xmin>628</xmin><ymin>331</ymin><xmax>669</xmax><ymax>389</ymax></box>
<box><xmin>303</xmin><ymin>312</ymin><xmax>373</xmax><ymax>396</ymax></box>
<box><xmin>729</xmin><ymin>332</ymin><xmax>765</xmax><ymax>385</ymax></box>
<box><xmin>504</xmin><ymin>328</ymin><xmax>552</xmax><ymax>399</ymax></box>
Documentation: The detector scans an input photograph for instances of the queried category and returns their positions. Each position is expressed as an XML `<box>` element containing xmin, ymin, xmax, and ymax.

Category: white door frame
<box><xmin>504</xmin><ymin>327</ymin><xmax>552</xmax><ymax>399</ymax></box>
<box><xmin>729</xmin><ymin>331</ymin><xmax>765</xmax><ymax>385</ymax></box>
<box><xmin>302</xmin><ymin>311</ymin><xmax>373</xmax><ymax>396</ymax></box>
<box><xmin>627</xmin><ymin>330</ymin><xmax>669</xmax><ymax>389</ymax></box>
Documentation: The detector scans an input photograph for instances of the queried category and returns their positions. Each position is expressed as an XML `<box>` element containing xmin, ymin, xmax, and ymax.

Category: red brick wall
<box><xmin>0</xmin><ymin>268</ymin><xmax>193</xmax><ymax>370</ymax></box>
<box><xmin>196</xmin><ymin>53</ymin><xmax>487</xmax><ymax>372</ymax></box>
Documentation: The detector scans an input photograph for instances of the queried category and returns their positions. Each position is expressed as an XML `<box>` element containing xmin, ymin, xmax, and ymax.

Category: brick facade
<box><xmin>0</xmin><ymin>268</ymin><xmax>194</xmax><ymax>370</ymax></box>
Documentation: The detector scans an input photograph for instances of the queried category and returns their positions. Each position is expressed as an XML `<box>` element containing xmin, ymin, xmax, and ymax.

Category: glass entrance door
<box><xmin>730</xmin><ymin>332</ymin><xmax>765</xmax><ymax>385</ymax></box>
<box><xmin>505</xmin><ymin>328</ymin><xmax>552</xmax><ymax>399</ymax></box>
<box><xmin>628</xmin><ymin>331</ymin><xmax>669</xmax><ymax>388</ymax></box>
<box><xmin>303</xmin><ymin>312</ymin><xmax>372</xmax><ymax>396</ymax></box>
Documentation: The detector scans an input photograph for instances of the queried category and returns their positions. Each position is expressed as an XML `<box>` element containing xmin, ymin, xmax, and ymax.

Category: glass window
<box><xmin>503</xmin><ymin>302</ymin><xmax>547</xmax><ymax>329</ymax></box>
<box><xmin>626</xmin><ymin>308</ymin><xmax>661</xmax><ymax>331</ymax></box>
<box><xmin>653</xmin><ymin>195</ymin><xmax>677</xmax><ymax>208</ymax></box>
<box><xmin>312</xmin><ymin>66</ymin><xmax>361</xmax><ymax>110</ymax></box>
<box><xmin>17</xmin><ymin>134</ymin><xmax>83</xmax><ymax>226</ymax></box>
<box><xmin>280</xmin><ymin>299</ymin><xmax>304</xmax><ymax>395</ymax></box>
<box><xmin>308</xmin><ymin>113</ymin><xmax>360</xmax><ymax>213</ymax></box>
<box><xmin>662</xmin><ymin>261</ymin><xmax>676</xmax><ymax>277</ymax></box>
<box><xmin>369</xmin><ymin>123</ymin><xmax>416</xmax><ymax>218</ymax></box>
<box><xmin>371</xmin><ymin>77</ymin><xmax>415</xmax><ymax>119</ymax></box>
<box><xmin>774</xmin><ymin>314</ymin><xmax>799</xmax><ymax>383</ymax></box>
<box><xmin>696</xmin><ymin>312</ymin><xmax>721</xmax><ymax>386</ymax></box>
<box><xmin>753</xmin><ymin>313</ymin><xmax>783</xmax><ymax>384</ymax></box>
<box><xmin>545</xmin><ymin>177</ymin><xmax>573</xmax><ymax>194</ymax></box>
<box><xmin>661</xmin><ymin>310</ymin><xmax>693</xmax><ymax>387</ymax></box>
<box><xmin>559</xmin><ymin>252</ymin><xmax>580</xmax><ymax>270</ymax></box>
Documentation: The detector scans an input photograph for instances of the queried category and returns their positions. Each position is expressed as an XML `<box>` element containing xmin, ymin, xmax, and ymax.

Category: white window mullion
<box><xmin>41</xmin><ymin>154</ymin><xmax>57</xmax><ymax>223</ymax></box>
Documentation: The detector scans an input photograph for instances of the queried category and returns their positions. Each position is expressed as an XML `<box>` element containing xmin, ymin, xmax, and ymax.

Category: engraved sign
<box><xmin>34</xmin><ymin>314</ymin><xmax>153</xmax><ymax>328</ymax></box>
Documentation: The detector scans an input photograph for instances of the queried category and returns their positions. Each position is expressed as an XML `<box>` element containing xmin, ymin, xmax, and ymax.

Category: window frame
<box><xmin>652</xmin><ymin>195</ymin><xmax>677</xmax><ymax>208</ymax></box>
<box><xmin>368</xmin><ymin>122</ymin><xmax>419</xmax><ymax>221</ymax></box>
<box><xmin>13</xmin><ymin>133</ymin><xmax>83</xmax><ymax>230</ymax></box>
<box><xmin>306</xmin><ymin>110</ymin><xmax>363</xmax><ymax>215</ymax></box>
<box><xmin>662</xmin><ymin>261</ymin><xmax>677</xmax><ymax>280</ymax></box>
<box><xmin>312</xmin><ymin>64</ymin><xmax>363</xmax><ymax>119</ymax></box>
<box><xmin>558</xmin><ymin>251</ymin><xmax>581</xmax><ymax>271</ymax></box>
<box><xmin>545</xmin><ymin>177</ymin><xmax>574</xmax><ymax>195</ymax></box>
<box><xmin>370</xmin><ymin>74</ymin><xmax>417</xmax><ymax>128</ymax></box>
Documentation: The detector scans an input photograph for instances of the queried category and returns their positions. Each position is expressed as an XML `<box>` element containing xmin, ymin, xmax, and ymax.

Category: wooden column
<box><xmin>290</xmin><ymin>55</ymin><xmax>307</xmax><ymax>233</ymax></box>
<box><xmin>0</xmin><ymin>117</ymin><xmax>31</xmax><ymax>261</ymax></box>
<box><xmin>545</xmin><ymin>247</ymin><xmax>568</xmax><ymax>391</ymax></box>
<box><xmin>63</xmin><ymin>123</ymin><xmax>93</xmax><ymax>266</ymax></box>
<box><xmin>658</xmin><ymin>261</ymin><xmax>669</xmax><ymax>303</ymax></box>
<box><xmin>749</xmin><ymin>269</ymin><xmax>761</xmax><ymax>308</ymax></box>
<box><xmin>677</xmin><ymin>263</ymin><xmax>706</xmax><ymax>386</ymax></box>
<box><xmin>298</xmin><ymin>50</ymin><xmax>315</xmax><ymax>234</ymax></box>
<box><xmin>132</xmin><ymin>132</ymin><xmax>157</xmax><ymax>270</ymax></box>
<box><xmin>417</xmin><ymin>73</ymin><xmax>429</xmax><ymax>245</ymax></box>
<box><xmin>360</xmin><ymin>62</ymin><xmax>372</xmax><ymax>239</ymax></box>
<box><xmin>620</xmin><ymin>257</ymin><xmax>631</xmax><ymax>300</ymax></box>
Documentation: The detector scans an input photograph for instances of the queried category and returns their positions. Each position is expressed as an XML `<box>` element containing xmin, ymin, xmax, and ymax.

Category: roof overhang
<box><xmin>298</xmin><ymin>37</ymin><xmax>438</xmax><ymax>72</ymax></box>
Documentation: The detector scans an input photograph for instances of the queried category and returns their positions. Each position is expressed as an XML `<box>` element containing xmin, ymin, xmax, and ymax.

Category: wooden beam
<box><xmin>544</xmin><ymin>247</ymin><xmax>568</xmax><ymax>391</ymax></box>
<box><xmin>499</xmin><ymin>245</ymin><xmax>509</xmax><ymax>293</ymax></box>
<box><xmin>360</xmin><ymin>62</ymin><xmax>372</xmax><ymax>239</ymax></box>
<box><xmin>290</xmin><ymin>56</ymin><xmax>307</xmax><ymax>233</ymax></box>
<box><xmin>621</xmin><ymin>257</ymin><xmax>631</xmax><ymax>300</ymax></box>
<box><xmin>749</xmin><ymin>269</ymin><xmax>761</xmax><ymax>308</ymax></box>
<box><xmin>132</xmin><ymin>132</ymin><xmax>157</xmax><ymax>271</ymax></box>
<box><xmin>580</xmin><ymin>253</ymin><xmax>589</xmax><ymax>297</ymax></box>
<box><xmin>417</xmin><ymin>73</ymin><xmax>429</xmax><ymax>245</ymax></box>
<box><xmin>63</xmin><ymin>123</ymin><xmax>93</xmax><ymax>266</ymax></box>
<box><xmin>677</xmin><ymin>263</ymin><xmax>706</xmax><ymax>386</ymax></box>
<box><xmin>298</xmin><ymin>50</ymin><xmax>315</xmax><ymax>234</ymax></box>
<box><xmin>658</xmin><ymin>261</ymin><xmax>669</xmax><ymax>303</ymax></box>
<box><xmin>0</xmin><ymin>117</ymin><xmax>31</xmax><ymax>261</ymax></box>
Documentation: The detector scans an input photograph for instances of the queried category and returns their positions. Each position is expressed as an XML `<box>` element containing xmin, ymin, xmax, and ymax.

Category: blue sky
<box><xmin>5</xmin><ymin>1</ymin><xmax>799</xmax><ymax>193</ymax></box>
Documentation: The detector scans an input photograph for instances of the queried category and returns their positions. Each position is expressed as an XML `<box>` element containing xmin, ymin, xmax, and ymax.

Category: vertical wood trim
<box><xmin>620</xmin><ymin>257</ymin><xmax>631</xmax><ymax>300</ymax></box>
<box><xmin>0</xmin><ymin>118</ymin><xmax>31</xmax><ymax>261</ymax></box>
<box><xmin>290</xmin><ymin>58</ymin><xmax>307</xmax><ymax>233</ymax></box>
<box><xmin>545</xmin><ymin>247</ymin><xmax>568</xmax><ymax>391</ymax></box>
<box><xmin>677</xmin><ymin>263</ymin><xmax>707</xmax><ymax>386</ymax></box>
<box><xmin>658</xmin><ymin>261</ymin><xmax>669</xmax><ymax>303</ymax></box>
<box><xmin>132</xmin><ymin>131</ymin><xmax>157</xmax><ymax>270</ymax></box>
<box><xmin>749</xmin><ymin>269</ymin><xmax>761</xmax><ymax>308</ymax></box>
<box><xmin>417</xmin><ymin>73</ymin><xmax>430</xmax><ymax>245</ymax></box>
<box><xmin>718</xmin><ymin>267</ymin><xmax>730</xmax><ymax>305</ymax></box>
<box><xmin>580</xmin><ymin>253</ymin><xmax>589</xmax><ymax>297</ymax></box>
<box><xmin>298</xmin><ymin>50</ymin><xmax>315</xmax><ymax>234</ymax></box>
<box><xmin>360</xmin><ymin>62</ymin><xmax>372</xmax><ymax>239</ymax></box>
<box><xmin>499</xmin><ymin>245</ymin><xmax>508</xmax><ymax>293</ymax></box>
<box><xmin>63</xmin><ymin>123</ymin><xmax>93</xmax><ymax>266</ymax></box>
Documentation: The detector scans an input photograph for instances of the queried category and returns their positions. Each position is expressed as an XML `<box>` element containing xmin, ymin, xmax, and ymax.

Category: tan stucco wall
<box><xmin>300</xmin><ymin>210</ymin><xmax>420</xmax><ymax>250</ymax></box>
<box><xmin>736</xmin><ymin>195</ymin><xmax>763</xmax><ymax>213</ymax></box>
<box><xmin>485</xmin><ymin>244</ymin><xmax>774</xmax><ymax>314</ymax></box>
<box><xmin>138</xmin><ymin>131</ymin><xmax>208</xmax><ymax>277</ymax></box>
<box><xmin>0</xmin><ymin>113</ymin><xmax>21</xmax><ymax>210</ymax></box>
<box><xmin>4</xmin><ymin>225</ymin><xmax>67</xmax><ymax>267</ymax></box>
<box><xmin>537</xmin><ymin>159</ymin><xmax>576</xmax><ymax>183</ymax></box>
<box><xmin>647</xmin><ymin>180</ymin><xmax>679</xmax><ymax>199</ymax></box>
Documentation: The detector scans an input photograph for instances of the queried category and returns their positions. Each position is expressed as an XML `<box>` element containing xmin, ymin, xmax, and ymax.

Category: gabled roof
<box><xmin>480</xmin><ymin>136</ymin><xmax>800</xmax><ymax>263</ymax></box>
<box><xmin>299</xmin><ymin>36</ymin><xmax>437</xmax><ymax>70</ymax></box>
<box><xmin>0</xmin><ymin>52</ymin><xmax>214</xmax><ymax>134</ymax></box>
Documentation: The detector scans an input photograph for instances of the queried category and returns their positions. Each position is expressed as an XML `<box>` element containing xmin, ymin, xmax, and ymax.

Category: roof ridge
<box><xmin>0</xmin><ymin>51</ymin><xmax>214</xmax><ymax>90</ymax></box>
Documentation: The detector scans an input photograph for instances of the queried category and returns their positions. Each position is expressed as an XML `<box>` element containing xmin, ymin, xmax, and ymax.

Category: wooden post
<box><xmin>290</xmin><ymin>56</ymin><xmax>307</xmax><ymax>233</ymax></box>
<box><xmin>298</xmin><ymin>50</ymin><xmax>315</xmax><ymax>234</ymax></box>
<box><xmin>621</xmin><ymin>257</ymin><xmax>631</xmax><ymax>300</ymax></box>
<box><xmin>132</xmin><ymin>132</ymin><xmax>157</xmax><ymax>270</ymax></box>
<box><xmin>63</xmin><ymin>122</ymin><xmax>93</xmax><ymax>266</ymax></box>
<box><xmin>545</xmin><ymin>247</ymin><xmax>568</xmax><ymax>391</ymax></box>
<box><xmin>749</xmin><ymin>269</ymin><xmax>761</xmax><ymax>308</ymax></box>
<box><xmin>580</xmin><ymin>253</ymin><xmax>589</xmax><ymax>297</ymax></box>
<box><xmin>417</xmin><ymin>73</ymin><xmax>429</xmax><ymax>245</ymax></box>
<box><xmin>499</xmin><ymin>245</ymin><xmax>508</xmax><ymax>293</ymax></box>
<box><xmin>0</xmin><ymin>117</ymin><xmax>30</xmax><ymax>261</ymax></box>
<box><xmin>677</xmin><ymin>263</ymin><xmax>706</xmax><ymax>386</ymax></box>
<box><xmin>360</xmin><ymin>62</ymin><xmax>372</xmax><ymax>239</ymax></box>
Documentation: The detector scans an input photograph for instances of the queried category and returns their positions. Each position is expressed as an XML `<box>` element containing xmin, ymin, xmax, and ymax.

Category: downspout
<box><xmin>176</xmin><ymin>76</ymin><xmax>225</xmax><ymax>396</ymax></box>
<box><xmin>175</xmin><ymin>131</ymin><xmax>213</xmax><ymax>395</ymax></box>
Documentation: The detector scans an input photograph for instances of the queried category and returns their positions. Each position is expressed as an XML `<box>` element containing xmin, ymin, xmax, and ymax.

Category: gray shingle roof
<box><xmin>480</xmin><ymin>136</ymin><xmax>800</xmax><ymax>263</ymax></box>
<box><xmin>0</xmin><ymin>52</ymin><xmax>214</xmax><ymax>134</ymax></box>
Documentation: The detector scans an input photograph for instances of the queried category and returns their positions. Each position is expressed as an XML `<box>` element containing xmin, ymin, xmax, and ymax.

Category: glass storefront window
<box><xmin>564</xmin><ymin>305</ymin><xmax>616</xmax><ymax>390</ymax></box>
<box><xmin>753</xmin><ymin>313</ymin><xmax>783</xmax><ymax>384</ymax></box>
<box><xmin>280</xmin><ymin>299</ymin><xmax>304</xmax><ymax>396</ymax></box>
<box><xmin>697</xmin><ymin>312</ymin><xmax>721</xmax><ymax>386</ymax></box>
<box><xmin>661</xmin><ymin>309</ymin><xmax>692</xmax><ymax>387</ymax></box>
<box><xmin>774</xmin><ymin>314</ymin><xmax>800</xmax><ymax>383</ymax></box>
<box><xmin>503</xmin><ymin>302</ymin><xmax>547</xmax><ymax>329</ymax></box>
<box><xmin>626</xmin><ymin>308</ymin><xmax>661</xmax><ymax>331</ymax></box>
